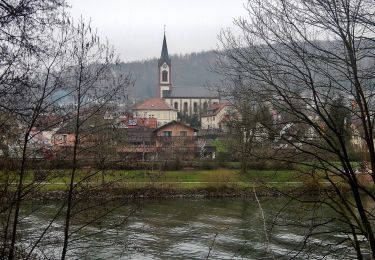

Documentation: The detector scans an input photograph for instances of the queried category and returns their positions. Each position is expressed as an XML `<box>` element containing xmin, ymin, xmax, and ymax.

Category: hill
<box><xmin>120</xmin><ymin>50</ymin><xmax>220</xmax><ymax>101</ymax></box>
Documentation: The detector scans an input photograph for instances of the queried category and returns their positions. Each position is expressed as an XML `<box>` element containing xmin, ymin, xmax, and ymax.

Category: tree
<box><xmin>59</xmin><ymin>18</ymin><xmax>132</xmax><ymax>260</ymax></box>
<box><xmin>217</xmin><ymin>75</ymin><xmax>274</xmax><ymax>172</ymax></box>
<box><xmin>0</xmin><ymin>2</ymin><xmax>69</xmax><ymax>258</ymax></box>
<box><xmin>327</xmin><ymin>95</ymin><xmax>352</xmax><ymax>146</ymax></box>
<box><xmin>0</xmin><ymin>3</ymin><xmax>134</xmax><ymax>258</ymax></box>
<box><xmin>217</xmin><ymin>0</ymin><xmax>375</xmax><ymax>258</ymax></box>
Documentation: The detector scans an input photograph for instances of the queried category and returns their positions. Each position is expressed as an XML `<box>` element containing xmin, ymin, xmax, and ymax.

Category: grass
<box><xmin>0</xmin><ymin>168</ymin><xmax>307</xmax><ymax>191</ymax></box>
<box><xmin>3</xmin><ymin>167</ymin><xmax>372</xmax><ymax>193</ymax></box>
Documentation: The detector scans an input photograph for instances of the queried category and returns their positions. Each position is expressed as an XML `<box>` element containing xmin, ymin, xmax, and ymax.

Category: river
<box><xmin>18</xmin><ymin>197</ymin><xmax>363</xmax><ymax>259</ymax></box>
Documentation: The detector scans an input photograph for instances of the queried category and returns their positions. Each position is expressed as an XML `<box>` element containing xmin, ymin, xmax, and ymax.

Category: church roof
<box><xmin>133</xmin><ymin>98</ymin><xmax>175</xmax><ymax>110</ymax></box>
<box><xmin>169</xmin><ymin>86</ymin><xmax>218</xmax><ymax>98</ymax></box>
<box><xmin>158</xmin><ymin>34</ymin><xmax>171</xmax><ymax>67</ymax></box>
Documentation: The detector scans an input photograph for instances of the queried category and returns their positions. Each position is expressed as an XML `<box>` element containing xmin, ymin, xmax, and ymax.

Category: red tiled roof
<box><xmin>153</xmin><ymin>120</ymin><xmax>198</xmax><ymax>132</ymax></box>
<box><xmin>119</xmin><ymin>117</ymin><xmax>158</xmax><ymax>129</ymax></box>
<box><xmin>133</xmin><ymin>98</ymin><xmax>174</xmax><ymax>110</ymax></box>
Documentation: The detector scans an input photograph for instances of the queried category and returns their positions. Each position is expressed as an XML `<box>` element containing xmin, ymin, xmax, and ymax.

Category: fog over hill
<box><xmin>120</xmin><ymin>50</ymin><xmax>220</xmax><ymax>101</ymax></box>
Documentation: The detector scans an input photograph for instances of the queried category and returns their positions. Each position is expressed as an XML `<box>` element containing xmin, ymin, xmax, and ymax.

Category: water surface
<box><xmin>19</xmin><ymin>197</ymin><xmax>360</xmax><ymax>259</ymax></box>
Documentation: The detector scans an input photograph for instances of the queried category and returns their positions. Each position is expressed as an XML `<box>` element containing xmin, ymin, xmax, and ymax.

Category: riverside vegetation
<box><xmin>1</xmin><ymin>163</ymin><xmax>373</xmax><ymax>198</ymax></box>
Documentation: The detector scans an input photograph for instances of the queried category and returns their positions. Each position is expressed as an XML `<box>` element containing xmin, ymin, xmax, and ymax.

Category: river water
<box><xmin>18</xmin><ymin>197</ymin><xmax>362</xmax><ymax>259</ymax></box>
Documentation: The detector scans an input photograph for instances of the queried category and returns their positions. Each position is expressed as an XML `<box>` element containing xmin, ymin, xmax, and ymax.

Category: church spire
<box><xmin>158</xmin><ymin>32</ymin><xmax>171</xmax><ymax>67</ymax></box>
<box><xmin>158</xmin><ymin>30</ymin><xmax>172</xmax><ymax>98</ymax></box>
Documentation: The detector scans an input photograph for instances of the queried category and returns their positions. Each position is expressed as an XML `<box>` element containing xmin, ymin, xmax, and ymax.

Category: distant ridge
<box><xmin>120</xmin><ymin>50</ymin><xmax>219</xmax><ymax>101</ymax></box>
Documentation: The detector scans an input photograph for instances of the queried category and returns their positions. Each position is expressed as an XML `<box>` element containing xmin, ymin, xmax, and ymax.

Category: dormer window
<box><xmin>162</xmin><ymin>70</ymin><xmax>168</xmax><ymax>82</ymax></box>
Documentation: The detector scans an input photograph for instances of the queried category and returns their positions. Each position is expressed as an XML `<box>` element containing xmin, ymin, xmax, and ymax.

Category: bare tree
<box><xmin>217</xmin><ymin>0</ymin><xmax>375</xmax><ymax>258</ymax></box>
<box><xmin>0</xmin><ymin>1</ymin><xmax>70</xmax><ymax>258</ymax></box>
<box><xmin>1</xmin><ymin>3</ymin><xmax>133</xmax><ymax>258</ymax></box>
<box><xmin>59</xmin><ymin>18</ymin><xmax>132</xmax><ymax>260</ymax></box>
<box><xmin>214</xmin><ymin>75</ymin><xmax>273</xmax><ymax>172</ymax></box>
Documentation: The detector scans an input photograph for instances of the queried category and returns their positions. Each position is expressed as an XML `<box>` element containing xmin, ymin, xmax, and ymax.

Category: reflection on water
<box><xmin>18</xmin><ymin>197</ymin><xmax>363</xmax><ymax>259</ymax></box>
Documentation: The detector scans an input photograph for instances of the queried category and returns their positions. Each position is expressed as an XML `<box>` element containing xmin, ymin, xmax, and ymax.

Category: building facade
<box><xmin>201</xmin><ymin>102</ymin><xmax>234</xmax><ymax>130</ymax></box>
<box><xmin>157</xmin><ymin>33</ymin><xmax>219</xmax><ymax>117</ymax></box>
<box><xmin>132</xmin><ymin>98</ymin><xmax>178</xmax><ymax>126</ymax></box>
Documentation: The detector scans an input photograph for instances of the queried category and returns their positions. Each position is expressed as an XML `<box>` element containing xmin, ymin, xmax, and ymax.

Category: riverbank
<box><xmin>31</xmin><ymin>180</ymin><xmax>369</xmax><ymax>200</ymax></box>
<box><xmin>5</xmin><ymin>168</ymin><xmax>374</xmax><ymax>200</ymax></box>
<box><xmin>32</xmin><ymin>186</ymin><xmax>309</xmax><ymax>200</ymax></box>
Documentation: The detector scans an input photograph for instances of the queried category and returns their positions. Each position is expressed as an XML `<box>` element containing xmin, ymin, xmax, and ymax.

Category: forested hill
<box><xmin>120</xmin><ymin>50</ymin><xmax>220</xmax><ymax>101</ymax></box>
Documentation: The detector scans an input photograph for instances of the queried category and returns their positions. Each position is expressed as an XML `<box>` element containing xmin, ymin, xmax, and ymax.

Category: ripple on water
<box><xmin>166</xmin><ymin>241</ymin><xmax>210</xmax><ymax>259</ymax></box>
<box><xmin>168</xmin><ymin>226</ymin><xmax>191</xmax><ymax>235</ymax></box>
<box><xmin>18</xmin><ymin>198</ymin><xmax>358</xmax><ymax>259</ymax></box>
<box><xmin>128</xmin><ymin>221</ymin><xmax>154</xmax><ymax>232</ymax></box>
<box><xmin>197</xmin><ymin>214</ymin><xmax>241</xmax><ymax>225</ymax></box>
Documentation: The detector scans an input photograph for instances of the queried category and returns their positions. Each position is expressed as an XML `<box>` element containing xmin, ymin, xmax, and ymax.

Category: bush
<box><xmin>202</xmin><ymin>169</ymin><xmax>237</xmax><ymax>189</ymax></box>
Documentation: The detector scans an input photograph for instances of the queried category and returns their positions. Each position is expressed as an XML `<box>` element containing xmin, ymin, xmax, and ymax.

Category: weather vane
<box><xmin>164</xmin><ymin>24</ymin><xmax>166</xmax><ymax>34</ymax></box>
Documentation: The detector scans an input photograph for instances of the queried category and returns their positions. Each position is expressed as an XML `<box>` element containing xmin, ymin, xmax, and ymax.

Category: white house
<box><xmin>201</xmin><ymin>102</ymin><xmax>234</xmax><ymax>130</ymax></box>
<box><xmin>132</xmin><ymin>98</ymin><xmax>178</xmax><ymax>126</ymax></box>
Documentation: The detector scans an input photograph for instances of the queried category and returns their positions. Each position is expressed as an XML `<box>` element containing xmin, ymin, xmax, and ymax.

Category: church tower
<box><xmin>158</xmin><ymin>33</ymin><xmax>172</xmax><ymax>98</ymax></box>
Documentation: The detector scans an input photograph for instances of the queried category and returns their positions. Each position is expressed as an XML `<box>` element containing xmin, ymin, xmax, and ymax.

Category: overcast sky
<box><xmin>69</xmin><ymin>0</ymin><xmax>247</xmax><ymax>62</ymax></box>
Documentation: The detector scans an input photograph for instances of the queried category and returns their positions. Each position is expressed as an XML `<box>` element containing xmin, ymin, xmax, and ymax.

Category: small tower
<box><xmin>158</xmin><ymin>32</ymin><xmax>172</xmax><ymax>98</ymax></box>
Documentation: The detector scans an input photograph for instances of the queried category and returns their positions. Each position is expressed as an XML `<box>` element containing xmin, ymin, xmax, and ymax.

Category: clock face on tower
<box><xmin>162</xmin><ymin>63</ymin><xmax>167</xmax><ymax>69</ymax></box>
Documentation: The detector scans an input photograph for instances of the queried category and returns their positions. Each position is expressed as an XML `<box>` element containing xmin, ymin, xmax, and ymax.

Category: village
<box><xmin>0</xmin><ymin>34</ymin><xmax>238</xmax><ymax>166</ymax></box>
<box><xmin>0</xmin><ymin>33</ymin><xmax>370</xmax><ymax>170</ymax></box>
<box><xmin>1</xmin><ymin>0</ymin><xmax>375</xmax><ymax>258</ymax></box>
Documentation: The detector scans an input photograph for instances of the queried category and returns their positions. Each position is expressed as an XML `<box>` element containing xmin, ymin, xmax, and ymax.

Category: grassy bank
<box><xmin>1</xmin><ymin>168</ymin><xmax>316</xmax><ymax>190</ymax></box>
<box><xmin>4</xmin><ymin>168</ymin><xmax>303</xmax><ymax>183</ymax></box>
<box><xmin>2</xmin><ymin>169</ymin><xmax>373</xmax><ymax>198</ymax></box>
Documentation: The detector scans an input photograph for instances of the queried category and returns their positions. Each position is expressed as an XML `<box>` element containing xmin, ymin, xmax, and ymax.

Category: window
<box><xmin>162</xmin><ymin>70</ymin><xmax>168</xmax><ymax>82</ymax></box>
<box><xmin>193</xmin><ymin>102</ymin><xmax>198</xmax><ymax>114</ymax></box>
<box><xmin>203</xmin><ymin>102</ymin><xmax>208</xmax><ymax>113</ymax></box>
<box><xmin>183</xmin><ymin>102</ymin><xmax>188</xmax><ymax>113</ymax></box>
<box><xmin>163</xmin><ymin>131</ymin><xmax>172</xmax><ymax>137</ymax></box>
<box><xmin>62</xmin><ymin>134</ymin><xmax>67</xmax><ymax>143</ymax></box>
<box><xmin>162</xmin><ymin>90</ymin><xmax>170</xmax><ymax>97</ymax></box>
<box><xmin>180</xmin><ymin>131</ymin><xmax>187</xmax><ymax>136</ymax></box>
<box><xmin>174</xmin><ymin>102</ymin><xmax>178</xmax><ymax>109</ymax></box>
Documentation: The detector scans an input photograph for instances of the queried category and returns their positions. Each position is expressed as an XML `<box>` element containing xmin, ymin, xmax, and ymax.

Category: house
<box><xmin>132</xmin><ymin>98</ymin><xmax>177</xmax><ymax>126</ymax></box>
<box><xmin>116</xmin><ymin>127</ymin><xmax>157</xmax><ymax>161</ymax></box>
<box><xmin>153</xmin><ymin>120</ymin><xmax>198</xmax><ymax>159</ymax></box>
<box><xmin>52</xmin><ymin>124</ymin><xmax>76</xmax><ymax>147</ymax></box>
<box><xmin>201</xmin><ymin>102</ymin><xmax>235</xmax><ymax>130</ymax></box>
<box><xmin>154</xmin><ymin>120</ymin><xmax>197</xmax><ymax>138</ymax></box>
<box><xmin>116</xmin><ymin>120</ymin><xmax>200</xmax><ymax>161</ymax></box>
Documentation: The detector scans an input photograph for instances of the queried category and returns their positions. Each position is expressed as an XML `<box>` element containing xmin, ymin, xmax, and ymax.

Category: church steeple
<box><xmin>158</xmin><ymin>31</ymin><xmax>172</xmax><ymax>98</ymax></box>
<box><xmin>158</xmin><ymin>33</ymin><xmax>171</xmax><ymax>67</ymax></box>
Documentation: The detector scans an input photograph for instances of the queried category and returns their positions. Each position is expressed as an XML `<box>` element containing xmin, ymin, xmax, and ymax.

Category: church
<box><xmin>132</xmin><ymin>33</ymin><xmax>220</xmax><ymax>126</ymax></box>
<box><xmin>157</xmin><ymin>33</ymin><xmax>219</xmax><ymax>117</ymax></box>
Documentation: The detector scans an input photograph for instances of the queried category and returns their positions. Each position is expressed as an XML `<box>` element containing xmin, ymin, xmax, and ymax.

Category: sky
<box><xmin>69</xmin><ymin>0</ymin><xmax>247</xmax><ymax>62</ymax></box>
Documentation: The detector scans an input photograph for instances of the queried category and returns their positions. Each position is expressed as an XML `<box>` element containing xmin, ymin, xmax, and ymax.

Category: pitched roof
<box><xmin>116</xmin><ymin>128</ymin><xmax>154</xmax><ymax>143</ymax></box>
<box><xmin>202</xmin><ymin>102</ymin><xmax>229</xmax><ymax>117</ymax></box>
<box><xmin>170</xmin><ymin>86</ymin><xmax>218</xmax><ymax>98</ymax></box>
<box><xmin>153</xmin><ymin>120</ymin><xmax>198</xmax><ymax>132</ymax></box>
<box><xmin>158</xmin><ymin>34</ymin><xmax>171</xmax><ymax>67</ymax></box>
<box><xmin>133</xmin><ymin>98</ymin><xmax>175</xmax><ymax>110</ymax></box>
